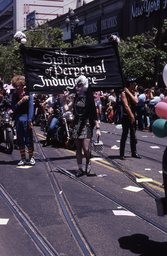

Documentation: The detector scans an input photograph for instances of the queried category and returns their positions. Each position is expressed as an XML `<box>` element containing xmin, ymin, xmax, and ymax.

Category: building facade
<box><xmin>0</xmin><ymin>0</ymin><xmax>93</xmax><ymax>44</ymax></box>
<box><xmin>49</xmin><ymin>0</ymin><xmax>167</xmax><ymax>43</ymax></box>
<box><xmin>0</xmin><ymin>0</ymin><xmax>166</xmax><ymax>44</ymax></box>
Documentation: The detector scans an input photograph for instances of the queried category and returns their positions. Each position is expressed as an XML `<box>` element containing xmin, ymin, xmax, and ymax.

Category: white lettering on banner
<box><xmin>33</xmin><ymin>59</ymin><xmax>107</xmax><ymax>90</ymax></box>
<box><xmin>45</xmin><ymin>60</ymin><xmax>106</xmax><ymax>77</ymax></box>
<box><xmin>131</xmin><ymin>0</ymin><xmax>167</xmax><ymax>19</ymax></box>
<box><xmin>43</xmin><ymin>52</ymin><xmax>82</xmax><ymax>65</ymax></box>
<box><xmin>34</xmin><ymin>76</ymin><xmax>76</xmax><ymax>90</ymax></box>
<box><xmin>34</xmin><ymin>75</ymin><xmax>106</xmax><ymax>90</ymax></box>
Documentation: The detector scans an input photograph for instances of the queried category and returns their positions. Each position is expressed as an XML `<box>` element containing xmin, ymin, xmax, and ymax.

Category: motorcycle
<box><xmin>0</xmin><ymin>108</ymin><xmax>15</xmax><ymax>154</ymax></box>
<box><xmin>43</xmin><ymin>110</ymin><xmax>75</xmax><ymax>149</ymax></box>
<box><xmin>57</xmin><ymin>111</ymin><xmax>75</xmax><ymax>149</ymax></box>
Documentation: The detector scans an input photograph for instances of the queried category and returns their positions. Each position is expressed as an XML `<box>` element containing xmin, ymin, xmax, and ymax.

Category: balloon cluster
<box><xmin>152</xmin><ymin>65</ymin><xmax>167</xmax><ymax>138</ymax></box>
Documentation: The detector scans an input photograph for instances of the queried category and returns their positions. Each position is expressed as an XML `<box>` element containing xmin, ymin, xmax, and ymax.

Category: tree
<box><xmin>0</xmin><ymin>25</ymin><xmax>97</xmax><ymax>83</ymax></box>
<box><xmin>0</xmin><ymin>41</ymin><xmax>23</xmax><ymax>83</ymax></box>
<box><xmin>25</xmin><ymin>26</ymin><xmax>68</xmax><ymax>48</ymax></box>
<box><xmin>72</xmin><ymin>34</ymin><xmax>97</xmax><ymax>47</ymax></box>
<box><xmin>118</xmin><ymin>26</ymin><xmax>167</xmax><ymax>88</ymax></box>
<box><xmin>3</xmin><ymin>23</ymin><xmax>167</xmax><ymax>87</ymax></box>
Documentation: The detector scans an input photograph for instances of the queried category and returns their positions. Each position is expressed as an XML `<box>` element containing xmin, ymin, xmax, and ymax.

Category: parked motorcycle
<box><xmin>42</xmin><ymin>110</ymin><xmax>75</xmax><ymax>149</ymax></box>
<box><xmin>0</xmin><ymin>108</ymin><xmax>15</xmax><ymax>154</ymax></box>
<box><xmin>57</xmin><ymin>111</ymin><xmax>75</xmax><ymax>149</ymax></box>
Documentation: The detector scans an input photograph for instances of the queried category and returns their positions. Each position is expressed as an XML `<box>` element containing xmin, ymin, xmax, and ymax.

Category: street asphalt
<box><xmin>0</xmin><ymin>122</ymin><xmax>167</xmax><ymax>255</ymax></box>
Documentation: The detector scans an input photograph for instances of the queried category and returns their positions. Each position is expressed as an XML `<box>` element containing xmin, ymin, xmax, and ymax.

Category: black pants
<box><xmin>120</xmin><ymin>116</ymin><xmax>137</xmax><ymax>157</ymax></box>
<box><xmin>136</xmin><ymin>106</ymin><xmax>147</xmax><ymax>130</ymax></box>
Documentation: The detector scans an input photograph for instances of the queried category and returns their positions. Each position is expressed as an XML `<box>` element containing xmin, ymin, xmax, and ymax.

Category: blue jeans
<box><xmin>48</xmin><ymin>116</ymin><xmax>59</xmax><ymax>136</ymax></box>
<box><xmin>16</xmin><ymin>117</ymin><xmax>34</xmax><ymax>150</ymax></box>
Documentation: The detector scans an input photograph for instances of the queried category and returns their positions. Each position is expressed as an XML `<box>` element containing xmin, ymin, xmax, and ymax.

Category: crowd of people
<box><xmin>0</xmin><ymin>75</ymin><xmax>167</xmax><ymax>173</ymax></box>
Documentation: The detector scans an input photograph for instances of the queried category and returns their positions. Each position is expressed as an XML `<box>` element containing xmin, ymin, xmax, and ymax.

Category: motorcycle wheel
<box><xmin>4</xmin><ymin>129</ymin><xmax>14</xmax><ymax>154</ymax></box>
<box><xmin>56</xmin><ymin>126</ymin><xmax>67</xmax><ymax>145</ymax></box>
<box><xmin>65</xmin><ymin>139</ymin><xmax>75</xmax><ymax>150</ymax></box>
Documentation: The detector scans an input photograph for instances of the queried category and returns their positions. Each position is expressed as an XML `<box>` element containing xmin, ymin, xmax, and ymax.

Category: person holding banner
<box><xmin>120</xmin><ymin>78</ymin><xmax>141</xmax><ymax>160</ymax></box>
<box><xmin>72</xmin><ymin>75</ymin><xmax>101</xmax><ymax>177</ymax></box>
<box><xmin>11</xmin><ymin>75</ymin><xmax>35</xmax><ymax>166</ymax></box>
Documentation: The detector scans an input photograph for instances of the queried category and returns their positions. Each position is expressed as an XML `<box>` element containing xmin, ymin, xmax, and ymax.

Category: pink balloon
<box><xmin>155</xmin><ymin>101</ymin><xmax>167</xmax><ymax>119</ymax></box>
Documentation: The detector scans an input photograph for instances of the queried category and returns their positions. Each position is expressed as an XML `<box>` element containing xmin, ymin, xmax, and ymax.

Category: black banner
<box><xmin>21</xmin><ymin>42</ymin><xmax>124</xmax><ymax>93</ymax></box>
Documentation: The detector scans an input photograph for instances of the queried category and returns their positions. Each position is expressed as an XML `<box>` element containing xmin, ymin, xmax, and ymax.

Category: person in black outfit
<box><xmin>120</xmin><ymin>78</ymin><xmax>141</xmax><ymax>160</ymax></box>
<box><xmin>72</xmin><ymin>75</ymin><xmax>101</xmax><ymax>176</ymax></box>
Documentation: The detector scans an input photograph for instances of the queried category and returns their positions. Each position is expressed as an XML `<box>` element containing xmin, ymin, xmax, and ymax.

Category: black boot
<box><xmin>43</xmin><ymin>134</ymin><xmax>51</xmax><ymax>147</ymax></box>
<box><xmin>131</xmin><ymin>153</ymin><xmax>141</xmax><ymax>159</ymax></box>
<box><xmin>120</xmin><ymin>138</ymin><xmax>125</xmax><ymax>160</ymax></box>
<box><xmin>75</xmin><ymin>168</ymin><xmax>84</xmax><ymax>177</ymax></box>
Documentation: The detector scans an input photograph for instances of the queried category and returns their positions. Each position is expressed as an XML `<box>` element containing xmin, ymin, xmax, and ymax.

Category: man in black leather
<box><xmin>119</xmin><ymin>78</ymin><xmax>141</xmax><ymax>160</ymax></box>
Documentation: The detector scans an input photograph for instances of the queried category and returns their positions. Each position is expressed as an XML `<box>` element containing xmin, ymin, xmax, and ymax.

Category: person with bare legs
<box><xmin>72</xmin><ymin>75</ymin><xmax>101</xmax><ymax>176</ymax></box>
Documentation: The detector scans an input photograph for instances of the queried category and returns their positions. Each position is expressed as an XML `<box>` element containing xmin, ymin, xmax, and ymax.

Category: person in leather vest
<box><xmin>120</xmin><ymin>78</ymin><xmax>141</xmax><ymax>160</ymax></box>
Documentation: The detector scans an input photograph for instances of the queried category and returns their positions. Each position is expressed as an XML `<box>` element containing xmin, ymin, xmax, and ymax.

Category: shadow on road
<box><xmin>118</xmin><ymin>233</ymin><xmax>167</xmax><ymax>256</ymax></box>
<box><xmin>0</xmin><ymin>160</ymin><xmax>18</xmax><ymax>165</ymax></box>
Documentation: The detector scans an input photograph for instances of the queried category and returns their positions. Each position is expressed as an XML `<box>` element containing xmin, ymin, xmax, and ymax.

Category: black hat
<box><xmin>126</xmin><ymin>77</ymin><xmax>137</xmax><ymax>84</ymax></box>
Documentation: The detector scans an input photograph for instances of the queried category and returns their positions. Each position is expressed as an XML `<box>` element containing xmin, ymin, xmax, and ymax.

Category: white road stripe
<box><xmin>124</xmin><ymin>186</ymin><xmax>143</xmax><ymax>192</ymax></box>
<box><xmin>136</xmin><ymin>177</ymin><xmax>153</xmax><ymax>183</ymax></box>
<box><xmin>0</xmin><ymin>218</ymin><xmax>9</xmax><ymax>225</ymax></box>
<box><xmin>150</xmin><ymin>146</ymin><xmax>160</xmax><ymax>149</ymax></box>
<box><xmin>113</xmin><ymin>210</ymin><xmax>136</xmax><ymax>216</ymax></box>
<box><xmin>111</xmin><ymin>145</ymin><xmax>119</xmax><ymax>150</ymax></box>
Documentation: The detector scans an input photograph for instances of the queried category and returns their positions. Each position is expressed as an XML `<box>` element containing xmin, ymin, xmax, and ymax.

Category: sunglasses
<box><xmin>76</xmin><ymin>83</ymin><xmax>83</xmax><ymax>88</ymax></box>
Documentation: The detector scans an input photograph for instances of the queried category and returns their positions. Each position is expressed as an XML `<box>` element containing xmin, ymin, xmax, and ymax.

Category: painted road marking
<box><xmin>0</xmin><ymin>218</ymin><xmax>9</xmax><ymax>225</ymax></box>
<box><xmin>136</xmin><ymin>177</ymin><xmax>153</xmax><ymax>183</ymax></box>
<box><xmin>50</xmin><ymin>146</ymin><xmax>164</xmax><ymax>192</ymax></box>
<box><xmin>97</xmin><ymin>174</ymin><xmax>107</xmax><ymax>178</ymax></box>
<box><xmin>91</xmin><ymin>157</ymin><xmax>103</xmax><ymax>161</ymax></box>
<box><xmin>111</xmin><ymin>145</ymin><xmax>119</xmax><ymax>150</ymax></box>
<box><xmin>17</xmin><ymin>166</ymin><xmax>33</xmax><ymax>169</ymax></box>
<box><xmin>124</xmin><ymin>186</ymin><xmax>143</xmax><ymax>192</ymax></box>
<box><xmin>112</xmin><ymin>210</ymin><xmax>136</xmax><ymax>216</ymax></box>
<box><xmin>150</xmin><ymin>146</ymin><xmax>160</xmax><ymax>149</ymax></box>
<box><xmin>115</xmin><ymin>124</ymin><xmax>122</xmax><ymax>129</ymax></box>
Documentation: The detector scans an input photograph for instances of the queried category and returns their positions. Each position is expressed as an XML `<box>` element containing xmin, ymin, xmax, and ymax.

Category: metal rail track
<box><xmin>0</xmin><ymin>184</ymin><xmax>59</xmax><ymax>256</ymax></box>
<box><xmin>54</xmin><ymin>165</ymin><xmax>167</xmax><ymax>235</ymax></box>
<box><xmin>34</xmin><ymin>131</ymin><xmax>96</xmax><ymax>256</ymax></box>
<box><xmin>0</xmin><ymin>130</ymin><xmax>96</xmax><ymax>256</ymax></box>
<box><xmin>35</xmin><ymin>128</ymin><xmax>167</xmax><ymax>236</ymax></box>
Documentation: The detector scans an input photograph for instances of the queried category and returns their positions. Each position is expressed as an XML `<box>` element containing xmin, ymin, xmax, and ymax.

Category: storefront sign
<box><xmin>131</xmin><ymin>0</ymin><xmax>167</xmax><ymax>19</ymax></box>
<box><xmin>83</xmin><ymin>22</ymin><xmax>97</xmax><ymax>35</ymax></box>
<box><xmin>101</xmin><ymin>16</ymin><xmax>118</xmax><ymax>30</ymax></box>
<box><xmin>83</xmin><ymin>15</ymin><xmax>119</xmax><ymax>36</ymax></box>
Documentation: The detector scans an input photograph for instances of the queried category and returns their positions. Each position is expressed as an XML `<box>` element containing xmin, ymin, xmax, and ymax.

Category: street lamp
<box><xmin>65</xmin><ymin>8</ymin><xmax>79</xmax><ymax>47</ymax></box>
